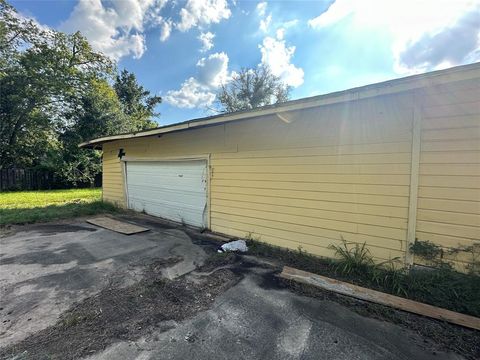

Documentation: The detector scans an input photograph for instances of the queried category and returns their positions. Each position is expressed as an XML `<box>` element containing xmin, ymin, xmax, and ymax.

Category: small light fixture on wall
<box><xmin>118</xmin><ymin>148</ymin><xmax>126</xmax><ymax>159</ymax></box>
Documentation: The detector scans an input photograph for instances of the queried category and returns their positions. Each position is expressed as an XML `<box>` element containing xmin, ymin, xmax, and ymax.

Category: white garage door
<box><xmin>126</xmin><ymin>160</ymin><xmax>207</xmax><ymax>227</ymax></box>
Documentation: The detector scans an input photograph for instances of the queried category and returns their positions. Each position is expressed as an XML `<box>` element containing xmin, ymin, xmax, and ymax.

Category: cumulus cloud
<box><xmin>165</xmin><ymin>52</ymin><xmax>230</xmax><ymax>108</ymax></box>
<box><xmin>176</xmin><ymin>0</ymin><xmax>231</xmax><ymax>32</ymax></box>
<box><xmin>259</xmin><ymin>33</ymin><xmax>304</xmax><ymax>87</ymax></box>
<box><xmin>159</xmin><ymin>19</ymin><xmax>172</xmax><ymax>42</ymax></box>
<box><xmin>61</xmin><ymin>0</ymin><xmax>231</xmax><ymax>56</ymax></box>
<box><xmin>256</xmin><ymin>1</ymin><xmax>272</xmax><ymax>33</ymax></box>
<box><xmin>164</xmin><ymin>77</ymin><xmax>216</xmax><ymax>109</ymax></box>
<box><xmin>399</xmin><ymin>8</ymin><xmax>480</xmax><ymax>72</ymax></box>
<box><xmin>276</xmin><ymin>28</ymin><xmax>285</xmax><ymax>40</ymax></box>
<box><xmin>259</xmin><ymin>14</ymin><xmax>272</xmax><ymax>33</ymax></box>
<box><xmin>256</xmin><ymin>2</ymin><xmax>267</xmax><ymax>17</ymax></box>
<box><xmin>60</xmin><ymin>0</ymin><xmax>166</xmax><ymax>60</ymax></box>
<box><xmin>198</xmin><ymin>31</ymin><xmax>215</xmax><ymax>52</ymax></box>
<box><xmin>308</xmin><ymin>0</ymin><xmax>480</xmax><ymax>73</ymax></box>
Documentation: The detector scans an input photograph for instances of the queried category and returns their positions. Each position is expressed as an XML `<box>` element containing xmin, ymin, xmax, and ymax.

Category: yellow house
<box><xmin>81</xmin><ymin>63</ymin><xmax>480</xmax><ymax>271</ymax></box>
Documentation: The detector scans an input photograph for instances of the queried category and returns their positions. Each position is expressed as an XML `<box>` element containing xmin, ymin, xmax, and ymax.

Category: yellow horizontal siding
<box><xmin>421</xmin><ymin>139</ymin><xmax>480</xmax><ymax>152</ymax></box>
<box><xmin>418</xmin><ymin>175</ymin><xmax>479</xmax><ymax>188</ymax></box>
<box><xmin>211</xmin><ymin>179</ymin><xmax>409</xmax><ymax>196</ymax></box>
<box><xmin>213</xmin><ymin>153</ymin><xmax>411</xmax><ymax>166</ymax></box>
<box><xmin>418</xmin><ymin>198</ymin><xmax>480</xmax><ymax>214</ymax></box>
<box><xmin>213</xmin><ymin>185</ymin><xmax>408</xmax><ymax>207</ymax></box>
<box><xmin>420</xmin><ymin>151</ymin><xmax>479</xmax><ymax>163</ymax></box>
<box><xmin>102</xmin><ymin>145</ymin><xmax>125</xmax><ymax>206</ymax></box>
<box><xmin>211</xmin><ymin>198</ymin><xmax>407</xmax><ymax>228</ymax></box>
<box><xmin>418</xmin><ymin>187</ymin><xmax>480</xmax><ymax>201</ymax></box>
<box><xmin>422</xmin><ymin>100</ymin><xmax>480</xmax><ymax>118</ymax></box>
<box><xmin>414</xmin><ymin>78</ymin><xmax>479</xmax><ymax>271</ymax></box>
<box><xmin>417</xmin><ymin>209</ymin><xmax>480</xmax><ymax>227</ymax></box>
<box><xmin>98</xmin><ymin>74</ymin><xmax>480</xmax><ymax>272</ymax></box>
<box><xmin>422</xmin><ymin>114</ymin><xmax>478</xmax><ymax>130</ymax></box>
<box><xmin>214</xmin><ymin>164</ymin><xmax>410</xmax><ymax>175</ymax></box>
<box><xmin>213</xmin><ymin>172</ymin><xmax>411</xmax><ymax>185</ymax></box>
<box><xmin>419</xmin><ymin>164</ymin><xmax>480</xmax><ymax>176</ymax></box>
<box><xmin>212</xmin><ymin>192</ymin><xmax>408</xmax><ymax>218</ymax></box>
<box><xmin>213</xmin><ymin>141</ymin><xmax>412</xmax><ymax>159</ymax></box>
<box><xmin>211</xmin><ymin>220</ymin><xmax>405</xmax><ymax>260</ymax></box>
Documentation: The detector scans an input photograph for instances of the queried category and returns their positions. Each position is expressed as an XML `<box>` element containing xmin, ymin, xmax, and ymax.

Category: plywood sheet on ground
<box><xmin>87</xmin><ymin>217</ymin><xmax>149</xmax><ymax>235</ymax></box>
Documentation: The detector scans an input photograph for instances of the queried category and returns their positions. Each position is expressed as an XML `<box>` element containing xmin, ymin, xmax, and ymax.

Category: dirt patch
<box><xmin>0</xmin><ymin>258</ymin><xmax>241</xmax><ymax>360</ymax></box>
<box><xmin>278</xmin><ymin>277</ymin><xmax>480</xmax><ymax>360</ymax></box>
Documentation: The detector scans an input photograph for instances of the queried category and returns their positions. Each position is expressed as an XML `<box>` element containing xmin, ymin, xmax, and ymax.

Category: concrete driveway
<box><xmin>0</xmin><ymin>215</ymin><xmax>464</xmax><ymax>360</ymax></box>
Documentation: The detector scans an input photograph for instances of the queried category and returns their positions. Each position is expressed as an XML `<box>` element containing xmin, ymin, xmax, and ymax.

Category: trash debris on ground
<box><xmin>218</xmin><ymin>240</ymin><xmax>248</xmax><ymax>253</ymax></box>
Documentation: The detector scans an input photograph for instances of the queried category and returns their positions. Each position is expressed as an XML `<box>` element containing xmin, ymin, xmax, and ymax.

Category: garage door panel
<box><xmin>126</xmin><ymin>160</ymin><xmax>207</xmax><ymax>227</ymax></box>
<box><xmin>129</xmin><ymin>199</ymin><xmax>205</xmax><ymax>224</ymax></box>
<box><xmin>127</xmin><ymin>178</ymin><xmax>206</xmax><ymax>193</ymax></box>
<box><xmin>128</xmin><ymin>188</ymin><xmax>206</xmax><ymax>208</ymax></box>
<box><xmin>129</xmin><ymin>163</ymin><xmax>205</xmax><ymax>175</ymax></box>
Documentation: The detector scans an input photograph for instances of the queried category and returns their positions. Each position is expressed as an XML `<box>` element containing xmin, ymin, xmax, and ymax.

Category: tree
<box><xmin>58</xmin><ymin>78</ymin><xmax>136</xmax><ymax>187</ymax></box>
<box><xmin>0</xmin><ymin>0</ymin><xmax>113</xmax><ymax>168</ymax></box>
<box><xmin>216</xmin><ymin>66</ymin><xmax>290</xmax><ymax>113</ymax></box>
<box><xmin>114</xmin><ymin>69</ymin><xmax>161</xmax><ymax>130</ymax></box>
<box><xmin>0</xmin><ymin>1</ymin><xmax>162</xmax><ymax>187</ymax></box>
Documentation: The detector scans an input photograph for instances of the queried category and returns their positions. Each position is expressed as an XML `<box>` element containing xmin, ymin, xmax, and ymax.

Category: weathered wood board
<box><xmin>279</xmin><ymin>266</ymin><xmax>480</xmax><ymax>331</ymax></box>
<box><xmin>87</xmin><ymin>217</ymin><xmax>149</xmax><ymax>235</ymax></box>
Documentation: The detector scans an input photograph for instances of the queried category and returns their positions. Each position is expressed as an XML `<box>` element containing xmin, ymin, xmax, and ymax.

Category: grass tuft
<box><xmin>246</xmin><ymin>239</ymin><xmax>480</xmax><ymax>317</ymax></box>
<box><xmin>328</xmin><ymin>238</ymin><xmax>375</xmax><ymax>275</ymax></box>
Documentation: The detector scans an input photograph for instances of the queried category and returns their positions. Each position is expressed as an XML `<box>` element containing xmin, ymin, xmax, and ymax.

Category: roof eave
<box><xmin>79</xmin><ymin>62</ymin><xmax>480</xmax><ymax>149</ymax></box>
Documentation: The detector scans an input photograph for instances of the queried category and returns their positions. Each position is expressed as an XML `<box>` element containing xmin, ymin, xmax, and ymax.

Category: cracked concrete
<box><xmin>0</xmin><ymin>216</ymin><xmax>466</xmax><ymax>359</ymax></box>
<box><xmin>0</xmin><ymin>219</ymin><xmax>207</xmax><ymax>347</ymax></box>
<box><xmin>85</xmin><ymin>271</ymin><xmax>463</xmax><ymax>360</ymax></box>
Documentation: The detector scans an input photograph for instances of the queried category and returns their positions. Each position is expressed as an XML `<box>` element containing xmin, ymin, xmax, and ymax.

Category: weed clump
<box><xmin>247</xmin><ymin>238</ymin><xmax>480</xmax><ymax>317</ymax></box>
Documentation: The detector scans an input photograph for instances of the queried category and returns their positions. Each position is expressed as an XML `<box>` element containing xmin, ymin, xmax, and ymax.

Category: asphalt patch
<box><xmin>278</xmin><ymin>278</ymin><xmax>480</xmax><ymax>360</ymax></box>
<box><xmin>34</xmin><ymin>224</ymin><xmax>97</xmax><ymax>235</ymax></box>
<box><xmin>0</xmin><ymin>258</ymin><xmax>241</xmax><ymax>360</ymax></box>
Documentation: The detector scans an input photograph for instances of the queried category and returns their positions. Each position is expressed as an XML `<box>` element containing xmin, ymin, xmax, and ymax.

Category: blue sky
<box><xmin>11</xmin><ymin>0</ymin><xmax>480</xmax><ymax>125</ymax></box>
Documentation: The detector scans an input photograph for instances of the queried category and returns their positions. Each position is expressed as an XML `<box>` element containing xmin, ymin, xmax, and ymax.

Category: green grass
<box><xmin>0</xmin><ymin>188</ymin><xmax>119</xmax><ymax>226</ymax></box>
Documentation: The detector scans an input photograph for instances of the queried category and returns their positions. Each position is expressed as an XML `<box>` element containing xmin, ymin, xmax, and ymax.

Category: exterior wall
<box><xmin>101</xmin><ymin>74</ymin><xmax>479</xmax><ymax>269</ymax></box>
<box><xmin>102</xmin><ymin>148</ymin><xmax>124</xmax><ymax>206</ymax></box>
<box><xmin>415</xmin><ymin>78</ymin><xmax>480</xmax><ymax>271</ymax></box>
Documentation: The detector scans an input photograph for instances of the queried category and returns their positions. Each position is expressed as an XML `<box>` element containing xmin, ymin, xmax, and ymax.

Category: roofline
<box><xmin>80</xmin><ymin>62</ymin><xmax>480</xmax><ymax>149</ymax></box>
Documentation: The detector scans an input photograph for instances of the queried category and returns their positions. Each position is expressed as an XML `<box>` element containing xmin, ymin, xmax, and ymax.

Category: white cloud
<box><xmin>198</xmin><ymin>31</ymin><xmax>215</xmax><ymax>52</ymax></box>
<box><xmin>308</xmin><ymin>0</ymin><xmax>480</xmax><ymax>73</ymax></box>
<box><xmin>398</xmin><ymin>8</ymin><xmax>480</xmax><ymax>72</ymax></box>
<box><xmin>256</xmin><ymin>2</ymin><xmax>267</xmax><ymax>17</ymax></box>
<box><xmin>196</xmin><ymin>52</ymin><xmax>230</xmax><ymax>86</ymax></box>
<box><xmin>259</xmin><ymin>34</ymin><xmax>304</xmax><ymax>87</ymax></box>
<box><xmin>159</xmin><ymin>19</ymin><xmax>172</xmax><ymax>42</ymax></box>
<box><xmin>165</xmin><ymin>52</ymin><xmax>230</xmax><ymax>108</ymax></box>
<box><xmin>259</xmin><ymin>14</ymin><xmax>272</xmax><ymax>33</ymax></box>
<box><xmin>60</xmin><ymin>0</ymin><xmax>166</xmax><ymax>60</ymax></box>
<box><xmin>176</xmin><ymin>0</ymin><xmax>231</xmax><ymax>32</ymax></box>
<box><xmin>282</xmin><ymin>19</ymin><xmax>299</xmax><ymax>29</ymax></box>
<box><xmin>276</xmin><ymin>28</ymin><xmax>285</xmax><ymax>40</ymax></box>
<box><xmin>164</xmin><ymin>77</ymin><xmax>216</xmax><ymax>108</ymax></box>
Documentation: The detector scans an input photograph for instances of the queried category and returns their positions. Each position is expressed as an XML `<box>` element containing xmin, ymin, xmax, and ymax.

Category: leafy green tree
<box><xmin>57</xmin><ymin>79</ymin><xmax>130</xmax><ymax>187</ymax></box>
<box><xmin>216</xmin><ymin>66</ymin><xmax>290</xmax><ymax>113</ymax></box>
<box><xmin>0</xmin><ymin>1</ymin><xmax>162</xmax><ymax>187</ymax></box>
<box><xmin>0</xmin><ymin>0</ymin><xmax>112</xmax><ymax>168</ymax></box>
<box><xmin>114</xmin><ymin>69</ymin><xmax>161</xmax><ymax>130</ymax></box>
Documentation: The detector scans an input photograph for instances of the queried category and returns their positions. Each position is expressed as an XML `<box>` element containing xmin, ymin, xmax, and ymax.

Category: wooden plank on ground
<box><xmin>279</xmin><ymin>266</ymin><xmax>480</xmax><ymax>331</ymax></box>
<box><xmin>87</xmin><ymin>217</ymin><xmax>149</xmax><ymax>235</ymax></box>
